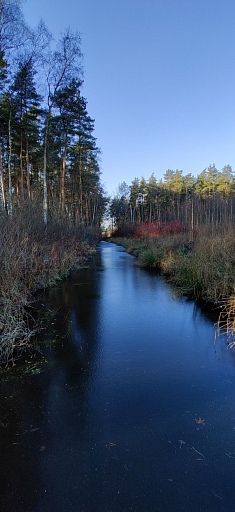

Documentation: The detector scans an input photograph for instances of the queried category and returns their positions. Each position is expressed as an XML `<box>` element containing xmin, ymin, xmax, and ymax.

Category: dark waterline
<box><xmin>1</xmin><ymin>241</ymin><xmax>235</xmax><ymax>511</ymax></box>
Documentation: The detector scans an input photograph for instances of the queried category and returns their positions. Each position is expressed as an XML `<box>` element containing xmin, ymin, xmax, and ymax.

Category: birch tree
<box><xmin>42</xmin><ymin>28</ymin><xmax>82</xmax><ymax>225</ymax></box>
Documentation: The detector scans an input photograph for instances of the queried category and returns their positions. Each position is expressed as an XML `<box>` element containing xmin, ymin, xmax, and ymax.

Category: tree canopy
<box><xmin>0</xmin><ymin>0</ymin><xmax>107</xmax><ymax>226</ymax></box>
<box><xmin>110</xmin><ymin>165</ymin><xmax>235</xmax><ymax>231</ymax></box>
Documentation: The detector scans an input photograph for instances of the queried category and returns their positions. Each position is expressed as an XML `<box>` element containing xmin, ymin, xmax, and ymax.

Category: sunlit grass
<box><xmin>110</xmin><ymin>225</ymin><xmax>235</xmax><ymax>302</ymax></box>
<box><xmin>0</xmin><ymin>205</ymin><xmax>100</xmax><ymax>364</ymax></box>
<box><xmin>217</xmin><ymin>296</ymin><xmax>235</xmax><ymax>349</ymax></box>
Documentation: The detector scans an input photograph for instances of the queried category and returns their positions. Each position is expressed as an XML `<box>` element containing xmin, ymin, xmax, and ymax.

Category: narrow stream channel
<box><xmin>1</xmin><ymin>241</ymin><xmax>235</xmax><ymax>511</ymax></box>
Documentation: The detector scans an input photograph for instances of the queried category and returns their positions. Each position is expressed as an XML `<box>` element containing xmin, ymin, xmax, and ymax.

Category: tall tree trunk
<box><xmin>25</xmin><ymin>136</ymin><xmax>30</xmax><ymax>199</ymax></box>
<box><xmin>78</xmin><ymin>144</ymin><xmax>83</xmax><ymax>222</ymax></box>
<box><xmin>0</xmin><ymin>145</ymin><xmax>6</xmax><ymax>213</ymax></box>
<box><xmin>8</xmin><ymin>115</ymin><xmax>13</xmax><ymax>216</ymax></box>
<box><xmin>43</xmin><ymin>114</ymin><xmax>49</xmax><ymax>226</ymax></box>
<box><xmin>25</xmin><ymin>110</ymin><xmax>31</xmax><ymax>199</ymax></box>
<box><xmin>20</xmin><ymin>126</ymin><xmax>24</xmax><ymax>196</ymax></box>
<box><xmin>191</xmin><ymin>194</ymin><xmax>194</xmax><ymax>239</ymax></box>
<box><xmin>60</xmin><ymin>133</ymin><xmax>67</xmax><ymax>214</ymax></box>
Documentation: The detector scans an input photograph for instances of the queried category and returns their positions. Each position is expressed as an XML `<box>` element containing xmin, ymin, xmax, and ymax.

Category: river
<box><xmin>1</xmin><ymin>241</ymin><xmax>235</xmax><ymax>511</ymax></box>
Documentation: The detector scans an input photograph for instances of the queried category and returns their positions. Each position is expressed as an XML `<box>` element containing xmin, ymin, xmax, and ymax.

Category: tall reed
<box><xmin>0</xmin><ymin>204</ymin><xmax>100</xmax><ymax>364</ymax></box>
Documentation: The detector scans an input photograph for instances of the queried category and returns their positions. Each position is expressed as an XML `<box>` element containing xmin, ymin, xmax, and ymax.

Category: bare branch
<box><xmin>0</xmin><ymin>0</ymin><xmax>30</xmax><ymax>54</ymax></box>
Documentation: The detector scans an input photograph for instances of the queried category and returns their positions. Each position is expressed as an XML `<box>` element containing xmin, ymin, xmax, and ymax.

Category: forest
<box><xmin>1</xmin><ymin>0</ymin><xmax>235</xmax><ymax>364</ymax></box>
<box><xmin>109</xmin><ymin>169</ymin><xmax>235</xmax><ymax>345</ymax></box>
<box><xmin>0</xmin><ymin>0</ymin><xmax>106</xmax><ymax>224</ymax></box>
<box><xmin>109</xmin><ymin>165</ymin><xmax>235</xmax><ymax>231</ymax></box>
<box><xmin>0</xmin><ymin>0</ymin><xmax>107</xmax><ymax>363</ymax></box>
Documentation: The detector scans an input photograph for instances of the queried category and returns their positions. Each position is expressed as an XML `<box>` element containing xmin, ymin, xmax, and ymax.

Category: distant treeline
<box><xmin>110</xmin><ymin>166</ymin><xmax>235</xmax><ymax>230</ymax></box>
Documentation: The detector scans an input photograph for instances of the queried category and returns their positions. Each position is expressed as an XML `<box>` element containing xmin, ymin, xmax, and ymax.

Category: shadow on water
<box><xmin>1</xmin><ymin>242</ymin><xmax>235</xmax><ymax>511</ymax></box>
<box><xmin>0</xmin><ymin>253</ymin><xmax>102</xmax><ymax>512</ymax></box>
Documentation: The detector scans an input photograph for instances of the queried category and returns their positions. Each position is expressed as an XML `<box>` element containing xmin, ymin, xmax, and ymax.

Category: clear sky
<box><xmin>22</xmin><ymin>0</ymin><xmax>235</xmax><ymax>197</ymax></box>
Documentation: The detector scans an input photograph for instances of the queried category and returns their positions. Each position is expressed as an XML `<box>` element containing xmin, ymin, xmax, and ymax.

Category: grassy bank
<box><xmin>110</xmin><ymin>225</ymin><xmax>235</xmax><ymax>340</ymax></box>
<box><xmin>111</xmin><ymin>227</ymin><xmax>235</xmax><ymax>300</ymax></box>
<box><xmin>0</xmin><ymin>206</ymin><xmax>100</xmax><ymax>364</ymax></box>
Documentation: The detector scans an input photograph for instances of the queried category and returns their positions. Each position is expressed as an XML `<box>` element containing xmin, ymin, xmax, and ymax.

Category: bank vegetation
<box><xmin>0</xmin><ymin>204</ymin><xmax>101</xmax><ymax>364</ymax></box>
<box><xmin>109</xmin><ymin>172</ymin><xmax>235</xmax><ymax>345</ymax></box>
<box><xmin>0</xmin><ymin>1</ymin><xmax>106</xmax><ymax>364</ymax></box>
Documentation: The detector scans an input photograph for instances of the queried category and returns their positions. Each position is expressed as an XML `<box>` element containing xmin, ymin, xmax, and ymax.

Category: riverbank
<box><xmin>2</xmin><ymin>241</ymin><xmax>235</xmax><ymax>512</ymax></box>
<box><xmin>0</xmin><ymin>206</ymin><xmax>100</xmax><ymax>364</ymax></box>
<box><xmin>110</xmin><ymin>225</ymin><xmax>235</xmax><ymax>340</ymax></box>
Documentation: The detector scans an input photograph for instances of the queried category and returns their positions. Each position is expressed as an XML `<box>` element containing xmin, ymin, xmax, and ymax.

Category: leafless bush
<box><xmin>217</xmin><ymin>296</ymin><xmax>235</xmax><ymax>349</ymax></box>
<box><xmin>0</xmin><ymin>205</ymin><xmax>100</xmax><ymax>363</ymax></box>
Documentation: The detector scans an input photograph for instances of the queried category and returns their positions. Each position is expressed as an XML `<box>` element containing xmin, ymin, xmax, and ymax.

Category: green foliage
<box><xmin>137</xmin><ymin>246</ymin><xmax>164</xmax><ymax>269</ymax></box>
<box><xmin>0</xmin><ymin>50</ymin><xmax>7</xmax><ymax>84</ymax></box>
<box><xmin>111</xmin><ymin>225</ymin><xmax>235</xmax><ymax>304</ymax></box>
<box><xmin>171</xmin><ymin>228</ymin><xmax>235</xmax><ymax>300</ymax></box>
<box><xmin>110</xmin><ymin>165</ymin><xmax>235</xmax><ymax>232</ymax></box>
<box><xmin>0</xmin><ymin>2</ymin><xmax>106</xmax><ymax>226</ymax></box>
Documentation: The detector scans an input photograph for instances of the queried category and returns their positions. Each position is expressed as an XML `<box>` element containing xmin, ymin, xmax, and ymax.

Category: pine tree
<box><xmin>12</xmin><ymin>59</ymin><xmax>41</xmax><ymax>198</ymax></box>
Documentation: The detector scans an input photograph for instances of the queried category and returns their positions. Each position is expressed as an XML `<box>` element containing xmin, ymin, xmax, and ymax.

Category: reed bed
<box><xmin>0</xmin><ymin>205</ymin><xmax>100</xmax><ymax>364</ymax></box>
<box><xmin>111</xmin><ymin>224</ymin><xmax>235</xmax><ymax>345</ymax></box>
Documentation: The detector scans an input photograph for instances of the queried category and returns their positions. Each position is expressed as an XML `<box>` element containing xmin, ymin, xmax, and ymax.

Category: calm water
<box><xmin>1</xmin><ymin>241</ymin><xmax>235</xmax><ymax>511</ymax></box>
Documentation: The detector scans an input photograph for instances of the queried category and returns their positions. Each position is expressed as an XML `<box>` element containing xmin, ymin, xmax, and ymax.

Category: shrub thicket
<box><xmin>111</xmin><ymin>222</ymin><xmax>235</xmax><ymax>302</ymax></box>
<box><xmin>0</xmin><ymin>205</ymin><xmax>100</xmax><ymax>364</ymax></box>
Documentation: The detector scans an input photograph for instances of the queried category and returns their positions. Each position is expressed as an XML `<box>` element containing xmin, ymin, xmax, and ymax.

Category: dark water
<box><xmin>1</xmin><ymin>241</ymin><xmax>235</xmax><ymax>512</ymax></box>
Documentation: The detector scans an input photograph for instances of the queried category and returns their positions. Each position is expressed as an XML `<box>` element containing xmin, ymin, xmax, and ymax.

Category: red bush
<box><xmin>132</xmin><ymin>221</ymin><xmax>189</xmax><ymax>239</ymax></box>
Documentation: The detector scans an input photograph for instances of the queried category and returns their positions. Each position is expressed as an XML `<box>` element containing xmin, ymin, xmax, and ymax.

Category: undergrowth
<box><xmin>110</xmin><ymin>223</ymin><xmax>235</xmax><ymax>343</ymax></box>
<box><xmin>0</xmin><ymin>204</ymin><xmax>100</xmax><ymax>364</ymax></box>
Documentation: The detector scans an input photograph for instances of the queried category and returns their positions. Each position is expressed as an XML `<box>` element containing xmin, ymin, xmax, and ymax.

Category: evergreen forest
<box><xmin>0</xmin><ymin>0</ymin><xmax>106</xmax><ymax>225</ymax></box>
<box><xmin>0</xmin><ymin>0</ymin><xmax>107</xmax><ymax>363</ymax></box>
<box><xmin>109</xmin><ymin>165</ymin><xmax>235</xmax><ymax>232</ymax></box>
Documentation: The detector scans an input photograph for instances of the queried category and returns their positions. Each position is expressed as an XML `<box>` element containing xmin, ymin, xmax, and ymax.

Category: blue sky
<box><xmin>23</xmin><ymin>0</ymin><xmax>235</xmax><ymax>197</ymax></box>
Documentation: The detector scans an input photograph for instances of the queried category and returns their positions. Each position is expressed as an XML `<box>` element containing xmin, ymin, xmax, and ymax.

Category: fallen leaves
<box><xmin>195</xmin><ymin>417</ymin><xmax>205</xmax><ymax>425</ymax></box>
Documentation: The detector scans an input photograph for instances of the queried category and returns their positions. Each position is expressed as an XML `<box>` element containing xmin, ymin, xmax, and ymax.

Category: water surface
<box><xmin>1</xmin><ymin>241</ymin><xmax>235</xmax><ymax>511</ymax></box>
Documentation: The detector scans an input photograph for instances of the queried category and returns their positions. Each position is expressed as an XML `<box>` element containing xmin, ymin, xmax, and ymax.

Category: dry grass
<box><xmin>111</xmin><ymin>226</ymin><xmax>235</xmax><ymax>347</ymax></box>
<box><xmin>171</xmin><ymin>226</ymin><xmax>235</xmax><ymax>300</ymax></box>
<box><xmin>217</xmin><ymin>296</ymin><xmax>235</xmax><ymax>349</ymax></box>
<box><xmin>0</xmin><ymin>205</ymin><xmax>100</xmax><ymax>364</ymax></box>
